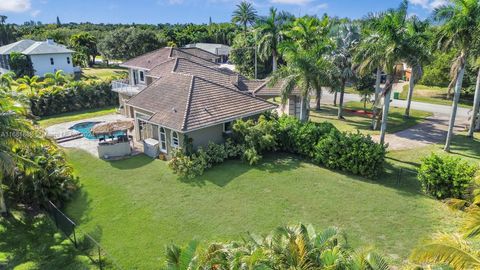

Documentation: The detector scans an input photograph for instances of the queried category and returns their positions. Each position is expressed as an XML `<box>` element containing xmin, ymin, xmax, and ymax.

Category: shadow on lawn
<box><xmin>449</xmin><ymin>134</ymin><xmax>480</xmax><ymax>161</ymax></box>
<box><xmin>107</xmin><ymin>153</ymin><xmax>155</xmax><ymax>170</ymax></box>
<box><xmin>182</xmin><ymin>152</ymin><xmax>302</xmax><ymax>187</ymax></box>
<box><xmin>0</xmin><ymin>213</ymin><xmax>93</xmax><ymax>269</ymax></box>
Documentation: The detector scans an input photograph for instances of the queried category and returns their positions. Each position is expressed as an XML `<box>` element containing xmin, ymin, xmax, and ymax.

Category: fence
<box><xmin>43</xmin><ymin>201</ymin><xmax>123</xmax><ymax>270</ymax></box>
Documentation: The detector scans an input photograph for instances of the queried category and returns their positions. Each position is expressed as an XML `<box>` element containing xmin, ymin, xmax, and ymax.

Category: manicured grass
<box><xmin>64</xmin><ymin>149</ymin><xmax>458</xmax><ymax>268</ymax></box>
<box><xmin>81</xmin><ymin>66</ymin><xmax>127</xmax><ymax>81</ymax></box>
<box><xmin>310</xmin><ymin>101</ymin><xmax>432</xmax><ymax>135</ymax></box>
<box><xmin>0</xmin><ymin>211</ymin><xmax>94</xmax><ymax>269</ymax></box>
<box><xmin>37</xmin><ymin>107</ymin><xmax>117</xmax><ymax>127</ymax></box>
<box><xmin>399</xmin><ymin>84</ymin><xmax>472</xmax><ymax>108</ymax></box>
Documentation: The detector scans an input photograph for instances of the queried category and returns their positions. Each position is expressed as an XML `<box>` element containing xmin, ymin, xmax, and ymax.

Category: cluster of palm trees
<box><xmin>232</xmin><ymin>0</ymin><xmax>480</xmax><ymax>150</ymax></box>
<box><xmin>162</xmin><ymin>223</ymin><xmax>390</xmax><ymax>270</ymax></box>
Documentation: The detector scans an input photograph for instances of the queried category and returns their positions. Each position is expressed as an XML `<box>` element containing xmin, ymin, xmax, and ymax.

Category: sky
<box><xmin>0</xmin><ymin>0</ymin><xmax>448</xmax><ymax>25</ymax></box>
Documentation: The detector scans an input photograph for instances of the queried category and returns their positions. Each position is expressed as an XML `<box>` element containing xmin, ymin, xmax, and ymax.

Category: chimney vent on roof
<box><xmin>46</xmin><ymin>39</ymin><xmax>55</xmax><ymax>45</ymax></box>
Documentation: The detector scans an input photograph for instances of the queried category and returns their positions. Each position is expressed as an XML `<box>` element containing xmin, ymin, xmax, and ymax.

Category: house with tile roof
<box><xmin>0</xmin><ymin>39</ymin><xmax>75</xmax><ymax>76</ymax></box>
<box><xmin>113</xmin><ymin>47</ymin><xmax>304</xmax><ymax>158</ymax></box>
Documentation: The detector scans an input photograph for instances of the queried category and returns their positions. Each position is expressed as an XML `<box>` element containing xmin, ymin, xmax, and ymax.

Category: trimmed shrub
<box><xmin>233</xmin><ymin>115</ymin><xmax>278</xmax><ymax>165</ymax></box>
<box><xmin>418</xmin><ymin>153</ymin><xmax>477</xmax><ymax>199</ymax></box>
<box><xmin>168</xmin><ymin>149</ymin><xmax>207</xmax><ymax>180</ymax></box>
<box><xmin>314</xmin><ymin>131</ymin><xmax>386</xmax><ymax>178</ymax></box>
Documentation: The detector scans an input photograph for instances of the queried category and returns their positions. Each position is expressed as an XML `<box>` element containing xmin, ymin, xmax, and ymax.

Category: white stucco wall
<box><xmin>30</xmin><ymin>53</ymin><xmax>74</xmax><ymax>76</ymax></box>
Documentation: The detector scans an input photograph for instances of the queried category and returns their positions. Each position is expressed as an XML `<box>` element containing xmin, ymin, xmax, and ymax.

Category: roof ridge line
<box><xmin>181</xmin><ymin>75</ymin><xmax>196</xmax><ymax>131</ymax></box>
<box><xmin>194</xmin><ymin>76</ymin><xmax>278</xmax><ymax>106</ymax></box>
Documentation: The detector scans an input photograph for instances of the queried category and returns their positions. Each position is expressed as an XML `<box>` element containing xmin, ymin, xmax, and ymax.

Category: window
<box><xmin>50</xmin><ymin>58</ymin><xmax>54</xmax><ymax>65</ymax></box>
<box><xmin>67</xmin><ymin>57</ymin><xmax>70</xmax><ymax>64</ymax></box>
<box><xmin>171</xmin><ymin>131</ymin><xmax>179</xmax><ymax>148</ymax></box>
<box><xmin>139</xmin><ymin>70</ymin><xmax>145</xmax><ymax>82</ymax></box>
<box><xmin>159</xmin><ymin>127</ymin><xmax>167</xmax><ymax>152</ymax></box>
<box><xmin>223</xmin><ymin>121</ymin><xmax>234</xmax><ymax>133</ymax></box>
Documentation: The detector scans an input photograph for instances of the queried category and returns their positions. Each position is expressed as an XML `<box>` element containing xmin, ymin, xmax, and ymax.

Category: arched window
<box><xmin>159</xmin><ymin>127</ymin><xmax>167</xmax><ymax>152</ymax></box>
<box><xmin>171</xmin><ymin>131</ymin><xmax>179</xmax><ymax>148</ymax></box>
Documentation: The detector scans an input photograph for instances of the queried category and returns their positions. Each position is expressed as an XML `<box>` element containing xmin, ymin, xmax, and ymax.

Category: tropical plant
<box><xmin>161</xmin><ymin>223</ymin><xmax>391</xmax><ymax>269</ymax></box>
<box><xmin>69</xmin><ymin>32</ymin><xmax>98</xmax><ymax>66</ymax></box>
<box><xmin>231</xmin><ymin>1</ymin><xmax>258</xmax><ymax>34</ymax></box>
<box><xmin>43</xmin><ymin>70</ymin><xmax>68</xmax><ymax>86</ymax></box>
<box><xmin>0</xmin><ymin>88</ymin><xmax>38</xmax><ymax>213</ymax></box>
<box><xmin>433</xmin><ymin>0</ymin><xmax>480</xmax><ymax>151</ymax></box>
<box><xmin>332</xmin><ymin>23</ymin><xmax>360</xmax><ymax>119</ymax></box>
<box><xmin>16</xmin><ymin>75</ymin><xmax>42</xmax><ymax>96</ymax></box>
<box><xmin>403</xmin><ymin>16</ymin><xmax>431</xmax><ymax>118</ymax></box>
<box><xmin>354</xmin><ymin>0</ymin><xmax>411</xmax><ymax>144</ymax></box>
<box><xmin>0</xmin><ymin>71</ymin><xmax>15</xmax><ymax>89</ymax></box>
<box><xmin>8</xmin><ymin>52</ymin><xmax>34</xmax><ymax>78</ymax></box>
<box><xmin>255</xmin><ymin>7</ymin><xmax>293</xmax><ymax>72</ymax></box>
<box><xmin>280</xmin><ymin>15</ymin><xmax>335</xmax><ymax>110</ymax></box>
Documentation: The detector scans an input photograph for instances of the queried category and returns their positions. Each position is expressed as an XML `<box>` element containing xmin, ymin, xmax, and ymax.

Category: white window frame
<box><xmin>159</xmin><ymin>127</ymin><xmax>167</xmax><ymax>153</ymax></box>
<box><xmin>171</xmin><ymin>131</ymin><xmax>179</xmax><ymax>148</ymax></box>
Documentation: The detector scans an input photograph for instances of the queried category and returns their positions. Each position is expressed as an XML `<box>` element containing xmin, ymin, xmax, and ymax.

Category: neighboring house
<box><xmin>0</xmin><ymin>39</ymin><xmax>75</xmax><ymax>76</ymax></box>
<box><xmin>185</xmin><ymin>43</ymin><xmax>231</xmax><ymax>63</ymax></box>
<box><xmin>113</xmin><ymin>47</ymin><xmax>303</xmax><ymax>158</ymax></box>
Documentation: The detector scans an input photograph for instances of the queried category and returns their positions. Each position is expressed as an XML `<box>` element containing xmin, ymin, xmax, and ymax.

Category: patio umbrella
<box><xmin>91</xmin><ymin>119</ymin><xmax>134</xmax><ymax>136</ymax></box>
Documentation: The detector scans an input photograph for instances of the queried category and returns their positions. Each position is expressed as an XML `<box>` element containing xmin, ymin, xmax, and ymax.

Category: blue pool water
<box><xmin>69</xmin><ymin>121</ymin><xmax>124</xmax><ymax>140</ymax></box>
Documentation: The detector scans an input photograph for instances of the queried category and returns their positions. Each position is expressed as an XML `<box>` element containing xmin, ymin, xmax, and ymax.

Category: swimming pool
<box><xmin>69</xmin><ymin>121</ymin><xmax>125</xmax><ymax>140</ymax></box>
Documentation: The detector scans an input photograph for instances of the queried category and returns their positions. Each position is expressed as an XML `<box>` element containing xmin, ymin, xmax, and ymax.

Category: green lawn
<box><xmin>37</xmin><ymin>107</ymin><xmax>117</xmax><ymax>127</ymax></box>
<box><xmin>399</xmin><ymin>84</ymin><xmax>472</xmax><ymax>108</ymax></box>
<box><xmin>0</xmin><ymin>211</ymin><xmax>95</xmax><ymax>269</ymax></box>
<box><xmin>81</xmin><ymin>66</ymin><xmax>127</xmax><ymax>81</ymax></box>
<box><xmin>63</xmin><ymin>148</ymin><xmax>459</xmax><ymax>269</ymax></box>
<box><xmin>310</xmin><ymin>101</ymin><xmax>432</xmax><ymax>135</ymax></box>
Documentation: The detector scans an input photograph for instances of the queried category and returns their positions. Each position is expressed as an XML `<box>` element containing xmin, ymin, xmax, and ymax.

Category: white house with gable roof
<box><xmin>0</xmin><ymin>39</ymin><xmax>75</xmax><ymax>76</ymax></box>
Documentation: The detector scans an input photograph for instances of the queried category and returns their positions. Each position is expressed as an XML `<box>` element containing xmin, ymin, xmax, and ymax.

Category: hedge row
<box><xmin>29</xmin><ymin>80</ymin><xmax>118</xmax><ymax>116</ymax></box>
<box><xmin>169</xmin><ymin>114</ymin><xmax>386</xmax><ymax>179</ymax></box>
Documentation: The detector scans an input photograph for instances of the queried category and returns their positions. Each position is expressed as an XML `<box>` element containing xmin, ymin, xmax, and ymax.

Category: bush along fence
<box><xmin>43</xmin><ymin>200</ymin><xmax>123</xmax><ymax>270</ymax></box>
<box><xmin>29</xmin><ymin>80</ymin><xmax>118</xmax><ymax>117</ymax></box>
<box><xmin>169</xmin><ymin>114</ymin><xmax>386</xmax><ymax>179</ymax></box>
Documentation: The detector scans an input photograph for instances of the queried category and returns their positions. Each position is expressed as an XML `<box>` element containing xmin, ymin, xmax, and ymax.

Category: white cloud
<box><xmin>410</xmin><ymin>0</ymin><xmax>448</xmax><ymax>10</ymax></box>
<box><xmin>0</xmin><ymin>0</ymin><xmax>31</xmax><ymax>13</ymax></box>
<box><xmin>270</xmin><ymin>0</ymin><xmax>311</xmax><ymax>5</ymax></box>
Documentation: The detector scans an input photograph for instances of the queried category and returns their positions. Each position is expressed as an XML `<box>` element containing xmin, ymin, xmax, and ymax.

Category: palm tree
<box><xmin>355</xmin><ymin>0</ymin><xmax>411</xmax><ymax>144</ymax></box>
<box><xmin>0</xmin><ymin>71</ymin><xmax>15</xmax><ymax>89</ymax></box>
<box><xmin>16</xmin><ymin>75</ymin><xmax>42</xmax><ymax>96</ymax></box>
<box><xmin>255</xmin><ymin>7</ymin><xmax>293</xmax><ymax>72</ymax></box>
<box><xmin>231</xmin><ymin>1</ymin><xmax>257</xmax><ymax>35</ymax></box>
<box><xmin>270</xmin><ymin>45</ymin><xmax>336</xmax><ymax>120</ymax></box>
<box><xmin>44</xmin><ymin>70</ymin><xmax>67</xmax><ymax>86</ymax></box>
<box><xmin>354</xmin><ymin>28</ymin><xmax>387</xmax><ymax>130</ymax></box>
<box><xmin>332</xmin><ymin>23</ymin><xmax>360</xmax><ymax>119</ymax></box>
<box><xmin>403</xmin><ymin>16</ymin><xmax>431</xmax><ymax>118</ymax></box>
<box><xmin>433</xmin><ymin>0</ymin><xmax>480</xmax><ymax>151</ymax></box>
<box><xmin>0</xmin><ymin>89</ymin><xmax>38</xmax><ymax>214</ymax></box>
<box><xmin>280</xmin><ymin>16</ymin><xmax>334</xmax><ymax>111</ymax></box>
<box><xmin>468</xmin><ymin>60</ymin><xmax>480</xmax><ymax>138</ymax></box>
<box><xmin>162</xmin><ymin>224</ymin><xmax>390</xmax><ymax>269</ymax></box>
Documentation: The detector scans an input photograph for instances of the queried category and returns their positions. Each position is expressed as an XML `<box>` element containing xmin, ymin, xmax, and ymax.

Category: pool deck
<box><xmin>45</xmin><ymin>114</ymin><xmax>142</xmax><ymax>157</ymax></box>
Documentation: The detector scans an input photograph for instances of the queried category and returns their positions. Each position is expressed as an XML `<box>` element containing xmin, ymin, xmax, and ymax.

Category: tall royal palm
<box><xmin>231</xmin><ymin>1</ymin><xmax>257</xmax><ymax>35</ymax></box>
<box><xmin>255</xmin><ymin>7</ymin><xmax>293</xmax><ymax>72</ymax></box>
<box><xmin>403</xmin><ymin>16</ymin><xmax>431</xmax><ymax>118</ymax></box>
<box><xmin>280</xmin><ymin>16</ymin><xmax>334</xmax><ymax>111</ymax></box>
<box><xmin>354</xmin><ymin>27</ymin><xmax>387</xmax><ymax>130</ymax></box>
<box><xmin>355</xmin><ymin>0</ymin><xmax>410</xmax><ymax>144</ymax></box>
<box><xmin>332</xmin><ymin>23</ymin><xmax>359</xmax><ymax>119</ymax></box>
<box><xmin>433</xmin><ymin>0</ymin><xmax>480</xmax><ymax>151</ymax></box>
